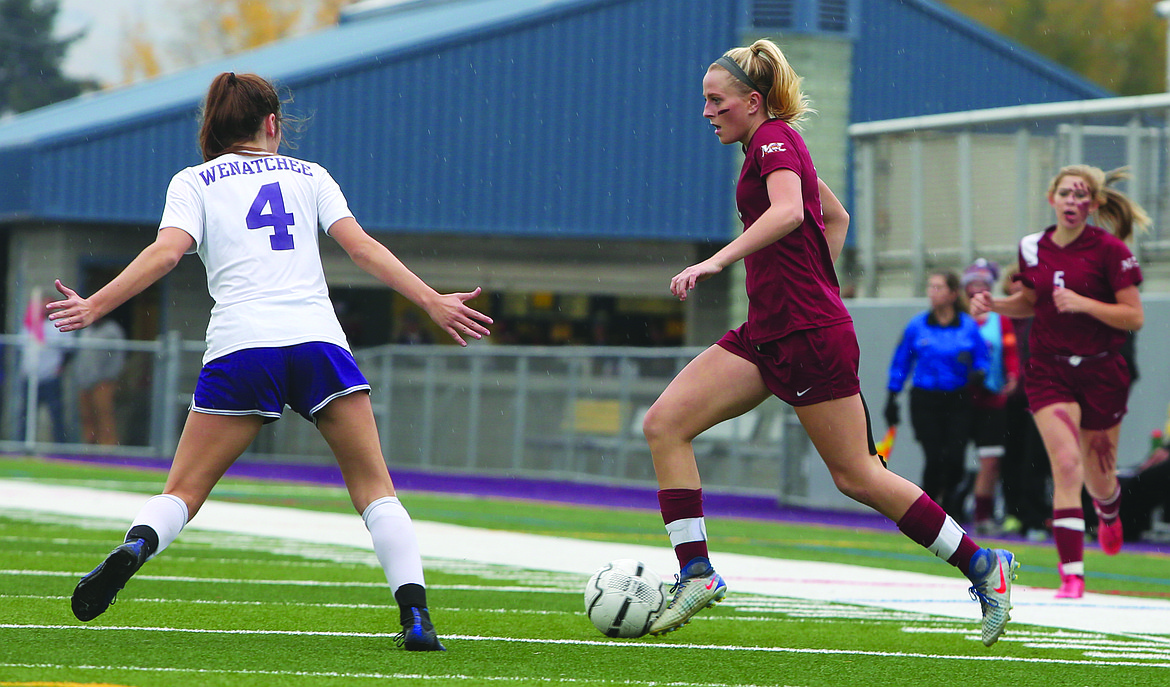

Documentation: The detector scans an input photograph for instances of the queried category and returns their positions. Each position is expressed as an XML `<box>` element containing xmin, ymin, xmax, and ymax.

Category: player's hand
<box><xmin>424</xmin><ymin>287</ymin><xmax>493</xmax><ymax>347</ymax></box>
<box><xmin>969</xmin><ymin>291</ymin><xmax>993</xmax><ymax>317</ymax></box>
<box><xmin>45</xmin><ymin>279</ymin><xmax>96</xmax><ymax>332</ymax></box>
<box><xmin>670</xmin><ymin>260</ymin><xmax>722</xmax><ymax>300</ymax></box>
<box><xmin>1052</xmin><ymin>287</ymin><xmax>1087</xmax><ymax>314</ymax></box>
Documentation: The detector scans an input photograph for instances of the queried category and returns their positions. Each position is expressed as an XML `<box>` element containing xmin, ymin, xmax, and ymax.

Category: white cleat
<box><xmin>648</xmin><ymin>557</ymin><xmax>727</xmax><ymax>637</ymax></box>
<box><xmin>968</xmin><ymin>548</ymin><xmax>1019</xmax><ymax>647</ymax></box>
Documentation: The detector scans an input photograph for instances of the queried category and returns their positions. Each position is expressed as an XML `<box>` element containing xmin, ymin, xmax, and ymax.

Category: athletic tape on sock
<box><xmin>1053</xmin><ymin>517</ymin><xmax>1086</xmax><ymax>532</ymax></box>
<box><xmin>926</xmin><ymin>515</ymin><xmax>965</xmax><ymax>560</ymax></box>
<box><xmin>665</xmin><ymin>517</ymin><xmax>707</xmax><ymax>548</ymax></box>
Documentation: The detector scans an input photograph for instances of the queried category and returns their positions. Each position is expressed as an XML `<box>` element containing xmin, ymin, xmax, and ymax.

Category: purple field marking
<box><xmin>39</xmin><ymin>452</ymin><xmax>1170</xmax><ymax>553</ymax></box>
<box><xmin>46</xmin><ymin>453</ymin><xmax>892</xmax><ymax>530</ymax></box>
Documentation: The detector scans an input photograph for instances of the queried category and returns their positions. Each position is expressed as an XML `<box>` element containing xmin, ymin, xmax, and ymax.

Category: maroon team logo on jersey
<box><xmin>1121</xmin><ymin>256</ymin><xmax>1139</xmax><ymax>272</ymax></box>
<box><xmin>760</xmin><ymin>142</ymin><xmax>787</xmax><ymax>155</ymax></box>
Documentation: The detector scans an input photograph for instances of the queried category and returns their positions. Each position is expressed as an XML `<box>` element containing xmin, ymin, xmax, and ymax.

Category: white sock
<box><xmin>129</xmin><ymin>494</ymin><xmax>189</xmax><ymax>559</ymax></box>
<box><xmin>363</xmin><ymin>496</ymin><xmax>425</xmax><ymax>592</ymax></box>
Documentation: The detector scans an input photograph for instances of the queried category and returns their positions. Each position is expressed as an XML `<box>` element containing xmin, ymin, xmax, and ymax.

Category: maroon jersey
<box><xmin>1016</xmin><ymin>224</ymin><xmax>1142</xmax><ymax>357</ymax></box>
<box><xmin>737</xmin><ymin>119</ymin><xmax>850</xmax><ymax>344</ymax></box>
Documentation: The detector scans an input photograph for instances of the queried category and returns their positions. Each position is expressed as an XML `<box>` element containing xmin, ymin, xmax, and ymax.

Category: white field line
<box><xmin>1</xmin><ymin>626</ymin><xmax>1169</xmax><ymax>669</ymax></box>
<box><xmin>2</xmin><ymin>479</ymin><xmax>1169</xmax><ymax>637</ymax></box>
<box><xmin>0</xmin><ymin>663</ymin><xmax>789</xmax><ymax>687</ymax></box>
<box><xmin>0</xmin><ymin>569</ymin><xmax>574</xmax><ymax>593</ymax></box>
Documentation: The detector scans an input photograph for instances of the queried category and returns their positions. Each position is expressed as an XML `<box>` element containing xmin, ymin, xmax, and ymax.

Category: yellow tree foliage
<box><xmin>116</xmin><ymin>0</ymin><xmax>363</xmax><ymax>86</ymax></box>
<box><xmin>941</xmin><ymin>0</ymin><xmax>1167</xmax><ymax>95</ymax></box>
<box><xmin>118</xmin><ymin>19</ymin><xmax>163</xmax><ymax>86</ymax></box>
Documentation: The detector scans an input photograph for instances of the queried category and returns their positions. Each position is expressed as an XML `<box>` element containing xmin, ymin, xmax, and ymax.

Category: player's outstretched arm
<box><xmin>329</xmin><ymin>217</ymin><xmax>492</xmax><ymax>346</ymax></box>
<box><xmin>48</xmin><ymin>227</ymin><xmax>193</xmax><ymax>332</ymax></box>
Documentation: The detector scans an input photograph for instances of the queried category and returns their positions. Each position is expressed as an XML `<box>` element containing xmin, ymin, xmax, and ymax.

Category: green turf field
<box><xmin>2</xmin><ymin>456</ymin><xmax>1169</xmax><ymax>686</ymax></box>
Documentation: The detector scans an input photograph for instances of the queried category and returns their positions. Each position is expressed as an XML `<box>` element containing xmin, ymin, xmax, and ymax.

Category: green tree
<box><xmin>0</xmin><ymin>0</ymin><xmax>97</xmax><ymax>114</ymax></box>
<box><xmin>941</xmin><ymin>0</ymin><xmax>1166</xmax><ymax>96</ymax></box>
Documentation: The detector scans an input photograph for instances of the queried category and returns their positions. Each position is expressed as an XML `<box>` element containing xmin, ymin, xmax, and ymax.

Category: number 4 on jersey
<box><xmin>247</xmin><ymin>182</ymin><xmax>295</xmax><ymax>250</ymax></box>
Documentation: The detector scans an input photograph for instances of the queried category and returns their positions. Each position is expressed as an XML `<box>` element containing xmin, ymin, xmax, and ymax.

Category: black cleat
<box><xmin>71</xmin><ymin>538</ymin><xmax>149</xmax><ymax>621</ymax></box>
<box><xmin>395</xmin><ymin>607</ymin><xmax>446</xmax><ymax>651</ymax></box>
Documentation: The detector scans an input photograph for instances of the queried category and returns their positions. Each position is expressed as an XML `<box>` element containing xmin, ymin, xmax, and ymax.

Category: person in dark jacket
<box><xmin>886</xmin><ymin>270</ymin><xmax>989</xmax><ymax>517</ymax></box>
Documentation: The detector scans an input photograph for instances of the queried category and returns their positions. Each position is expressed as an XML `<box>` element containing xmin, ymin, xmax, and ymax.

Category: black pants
<box><xmin>1000</xmin><ymin>392</ymin><xmax>1051</xmax><ymax>532</ymax></box>
<box><xmin>910</xmin><ymin>387</ymin><xmax>971</xmax><ymax>518</ymax></box>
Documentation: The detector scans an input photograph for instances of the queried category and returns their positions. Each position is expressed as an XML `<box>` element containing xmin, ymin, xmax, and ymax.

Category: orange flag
<box><xmin>876</xmin><ymin>426</ymin><xmax>897</xmax><ymax>462</ymax></box>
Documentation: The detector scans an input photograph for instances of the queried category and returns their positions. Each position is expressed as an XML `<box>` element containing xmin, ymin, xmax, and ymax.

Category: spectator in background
<box><xmin>998</xmin><ymin>267</ymin><xmax>1052</xmax><ymax>541</ymax></box>
<box><xmin>20</xmin><ymin>295</ymin><xmax>70</xmax><ymax>444</ymax></box>
<box><xmin>963</xmin><ymin>259</ymin><xmax>1019</xmax><ymax>536</ymax></box>
<box><xmin>886</xmin><ymin>270</ymin><xmax>989</xmax><ymax>518</ymax></box>
<box><xmin>75</xmin><ymin>315</ymin><xmax>127</xmax><ymax>445</ymax></box>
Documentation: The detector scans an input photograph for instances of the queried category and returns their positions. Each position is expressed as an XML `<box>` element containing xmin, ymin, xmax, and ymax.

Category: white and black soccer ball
<box><xmin>583</xmin><ymin>559</ymin><xmax>666</xmax><ymax>638</ymax></box>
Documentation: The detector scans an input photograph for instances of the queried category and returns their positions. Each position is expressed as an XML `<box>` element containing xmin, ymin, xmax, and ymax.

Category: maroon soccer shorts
<box><xmin>717</xmin><ymin>321</ymin><xmax>861</xmax><ymax>407</ymax></box>
<box><xmin>1025</xmin><ymin>351</ymin><xmax>1131</xmax><ymax>430</ymax></box>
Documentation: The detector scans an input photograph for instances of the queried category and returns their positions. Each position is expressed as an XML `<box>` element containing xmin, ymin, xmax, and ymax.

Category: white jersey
<box><xmin>159</xmin><ymin>152</ymin><xmax>354</xmax><ymax>364</ymax></box>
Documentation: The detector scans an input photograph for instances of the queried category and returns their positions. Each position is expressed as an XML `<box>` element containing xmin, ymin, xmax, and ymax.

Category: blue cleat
<box><xmin>71</xmin><ymin>538</ymin><xmax>149</xmax><ymax>621</ymax></box>
<box><xmin>396</xmin><ymin>607</ymin><xmax>446</xmax><ymax>651</ymax></box>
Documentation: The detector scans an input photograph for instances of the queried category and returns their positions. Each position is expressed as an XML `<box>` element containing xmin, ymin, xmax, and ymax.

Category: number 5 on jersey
<box><xmin>1053</xmin><ymin>270</ymin><xmax>1065</xmax><ymax>289</ymax></box>
<box><xmin>247</xmin><ymin>182</ymin><xmax>295</xmax><ymax>250</ymax></box>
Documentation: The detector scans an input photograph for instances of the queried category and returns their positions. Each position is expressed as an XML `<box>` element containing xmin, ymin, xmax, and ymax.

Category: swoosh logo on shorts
<box><xmin>796</xmin><ymin>388</ymin><xmax>812</xmax><ymax>397</ymax></box>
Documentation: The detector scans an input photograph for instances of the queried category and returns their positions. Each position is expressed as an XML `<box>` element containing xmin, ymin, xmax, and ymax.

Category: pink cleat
<box><xmin>1097</xmin><ymin>518</ymin><xmax>1123</xmax><ymax>556</ymax></box>
<box><xmin>1055</xmin><ymin>571</ymin><xmax>1084</xmax><ymax>599</ymax></box>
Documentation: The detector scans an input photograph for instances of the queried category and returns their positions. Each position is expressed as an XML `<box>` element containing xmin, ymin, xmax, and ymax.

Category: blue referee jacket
<box><xmin>887</xmin><ymin>311</ymin><xmax>989</xmax><ymax>393</ymax></box>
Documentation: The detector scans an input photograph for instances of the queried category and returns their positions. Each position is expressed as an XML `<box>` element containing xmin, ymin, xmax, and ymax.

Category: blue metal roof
<box><xmin>0</xmin><ymin>0</ymin><xmax>738</xmax><ymax>239</ymax></box>
<box><xmin>853</xmin><ymin>0</ymin><xmax>1110</xmax><ymax>123</ymax></box>
<box><xmin>0</xmin><ymin>0</ymin><xmax>1113</xmax><ymax>237</ymax></box>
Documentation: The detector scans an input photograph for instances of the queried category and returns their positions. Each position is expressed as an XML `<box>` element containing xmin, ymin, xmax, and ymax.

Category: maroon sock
<box><xmin>897</xmin><ymin>493</ymin><xmax>981</xmax><ymax>576</ymax></box>
<box><xmin>658</xmin><ymin>488</ymin><xmax>707</xmax><ymax>569</ymax></box>
<box><xmin>1092</xmin><ymin>483</ymin><xmax>1122</xmax><ymax>523</ymax></box>
<box><xmin>1053</xmin><ymin>507</ymin><xmax>1085</xmax><ymax>573</ymax></box>
<box><xmin>974</xmin><ymin>495</ymin><xmax>994</xmax><ymax>522</ymax></box>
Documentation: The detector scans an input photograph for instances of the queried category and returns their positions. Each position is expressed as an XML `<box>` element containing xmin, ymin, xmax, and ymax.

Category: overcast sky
<box><xmin>55</xmin><ymin>0</ymin><xmax>181</xmax><ymax>87</ymax></box>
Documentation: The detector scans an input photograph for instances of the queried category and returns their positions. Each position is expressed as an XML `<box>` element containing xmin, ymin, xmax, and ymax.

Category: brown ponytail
<box><xmin>197</xmin><ymin>72</ymin><xmax>285</xmax><ymax>162</ymax></box>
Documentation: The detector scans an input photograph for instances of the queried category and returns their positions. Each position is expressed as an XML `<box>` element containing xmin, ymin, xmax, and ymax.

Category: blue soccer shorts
<box><xmin>192</xmin><ymin>342</ymin><xmax>370</xmax><ymax>423</ymax></box>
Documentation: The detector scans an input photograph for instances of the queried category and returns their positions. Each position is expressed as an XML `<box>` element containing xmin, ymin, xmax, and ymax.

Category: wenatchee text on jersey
<box><xmin>198</xmin><ymin>156</ymin><xmax>313</xmax><ymax>186</ymax></box>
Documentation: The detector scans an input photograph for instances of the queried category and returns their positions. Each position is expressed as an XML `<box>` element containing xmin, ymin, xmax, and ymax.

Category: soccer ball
<box><xmin>583</xmin><ymin>559</ymin><xmax>666</xmax><ymax>638</ymax></box>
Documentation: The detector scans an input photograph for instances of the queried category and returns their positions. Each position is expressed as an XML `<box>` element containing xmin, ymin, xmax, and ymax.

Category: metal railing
<box><xmin>0</xmin><ymin>333</ymin><xmax>809</xmax><ymax>500</ymax></box>
<box><xmin>850</xmin><ymin>92</ymin><xmax>1170</xmax><ymax>296</ymax></box>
